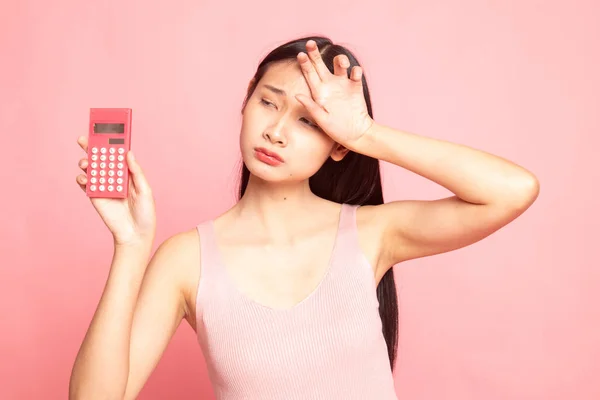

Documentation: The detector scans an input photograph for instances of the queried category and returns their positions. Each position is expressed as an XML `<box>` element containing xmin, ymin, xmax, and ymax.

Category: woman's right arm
<box><xmin>69</xmin><ymin>136</ymin><xmax>198</xmax><ymax>399</ymax></box>
<box><xmin>69</xmin><ymin>232</ymin><xmax>196</xmax><ymax>400</ymax></box>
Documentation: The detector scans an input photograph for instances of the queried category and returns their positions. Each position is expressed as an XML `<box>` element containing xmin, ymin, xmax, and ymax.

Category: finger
<box><xmin>76</xmin><ymin>174</ymin><xmax>87</xmax><ymax>192</ymax></box>
<box><xmin>333</xmin><ymin>55</ymin><xmax>350</xmax><ymax>77</ymax></box>
<box><xmin>350</xmin><ymin>66</ymin><xmax>363</xmax><ymax>83</ymax></box>
<box><xmin>77</xmin><ymin>136</ymin><xmax>88</xmax><ymax>152</ymax></box>
<box><xmin>126</xmin><ymin>151</ymin><xmax>151</xmax><ymax>194</ymax></box>
<box><xmin>297</xmin><ymin>52</ymin><xmax>321</xmax><ymax>94</ymax></box>
<box><xmin>78</xmin><ymin>157</ymin><xmax>88</xmax><ymax>172</ymax></box>
<box><xmin>295</xmin><ymin>94</ymin><xmax>328</xmax><ymax>127</ymax></box>
<box><xmin>305</xmin><ymin>40</ymin><xmax>330</xmax><ymax>80</ymax></box>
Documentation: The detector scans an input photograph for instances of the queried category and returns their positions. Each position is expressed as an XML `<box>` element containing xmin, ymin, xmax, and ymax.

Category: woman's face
<box><xmin>240</xmin><ymin>60</ymin><xmax>347</xmax><ymax>184</ymax></box>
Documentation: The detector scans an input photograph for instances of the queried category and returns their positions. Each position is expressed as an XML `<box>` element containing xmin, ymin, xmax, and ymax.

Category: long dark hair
<box><xmin>237</xmin><ymin>35</ymin><xmax>398</xmax><ymax>370</ymax></box>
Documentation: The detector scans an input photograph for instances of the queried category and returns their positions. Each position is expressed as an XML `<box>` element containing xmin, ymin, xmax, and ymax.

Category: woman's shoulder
<box><xmin>156</xmin><ymin>226</ymin><xmax>201</xmax><ymax>255</ymax></box>
<box><xmin>163</xmin><ymin>212</ymin><xmax>217</xmax><ymax>248</ymax></box>
<box><xmin>153</xmin><ymin>227</ymin><xmax>202</xmax><ymax>281</ymax></box>
<box><xmin>354</xmin><ymin>203</ymin><xmax>384</xmax><ymax>232</ymax></box>
<box><xmin>151</xmin><ymin>227</ymin><xmax>203</xmax><ymax>323</ymax></box>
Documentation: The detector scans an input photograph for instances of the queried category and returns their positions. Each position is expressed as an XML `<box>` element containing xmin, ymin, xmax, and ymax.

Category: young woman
<box><xmin>69</xmin><ymin>36</ymin><xmax>540</xmax><ymax>399</ymax></box>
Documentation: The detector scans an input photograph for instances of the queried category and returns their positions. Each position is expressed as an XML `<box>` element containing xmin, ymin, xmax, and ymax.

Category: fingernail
<box><xmin>129</xmin><ymin>151</ymin><xmax>135</xmax><ymax>161</ymax></box>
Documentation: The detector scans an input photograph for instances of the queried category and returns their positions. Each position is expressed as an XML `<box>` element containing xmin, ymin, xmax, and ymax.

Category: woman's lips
<box><xmin>254</xmin><ymin>147</ymin><xmax>284</xmax><ymax>166</ymax></box>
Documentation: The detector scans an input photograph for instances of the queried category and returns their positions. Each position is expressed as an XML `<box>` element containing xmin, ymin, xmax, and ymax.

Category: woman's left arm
<box><xmin>352</xmin><ymin>123</ymin><xmax>540</xmax><ymax>269</ymax></box>
<box><xmin>292</xmin><ymin>40</ymin><xmax>539</xmax><ymax>270</ymax></box>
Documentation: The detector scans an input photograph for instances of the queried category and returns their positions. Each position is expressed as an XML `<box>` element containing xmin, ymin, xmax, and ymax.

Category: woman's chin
<box><xmin>242</xmin><ymin>152</ymin><xmax>320</xmax><ymax>183</ymax></box>
<box><xmin>245</xmin><ymin>158</ymin><xmax>287</xmax><ymax>181</ymax></box>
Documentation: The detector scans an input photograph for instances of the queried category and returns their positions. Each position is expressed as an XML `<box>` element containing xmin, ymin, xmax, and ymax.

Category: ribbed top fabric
<box><xmin>195</xmin><ymin>204</ymin><xmax>397</xmax><ymax>399</ymax></box>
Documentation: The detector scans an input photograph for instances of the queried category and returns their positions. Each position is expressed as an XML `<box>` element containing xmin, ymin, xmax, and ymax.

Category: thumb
<box><xmin>295</xmin><ymin>94</ymin><xmax>328</xmax><ymax>125</ymax></box>
<box><xmin>127</xmin><ymin>151</ymin><xmax>151</xmax><ymax>194</ymax></box>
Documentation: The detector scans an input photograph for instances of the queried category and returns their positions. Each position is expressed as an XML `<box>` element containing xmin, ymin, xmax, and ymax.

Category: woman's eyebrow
<box><xmin>263</xmin><ymin>84</ymin><xmax>286</xmax><ymax>97</ymax></box>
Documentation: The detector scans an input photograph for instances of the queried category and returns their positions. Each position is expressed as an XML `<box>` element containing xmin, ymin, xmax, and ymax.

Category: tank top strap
<box><xmin>195</xmin><ymin>220</ymin><xmax>220</xmax><ymax>283</ymax></box>
<box><xmin>328</xmin><ymin>203</ymin><xmax>358</xmax><ymax>259</ymax></box>
<box><xmin>338</xmin><ymin>203</ymin><xmax>360</xmax><ymax>237</ymax></box>
<box><xmin>330</xmin><ymin>203</ymin><xmax>370</xmax><ymax>271</ymax></box>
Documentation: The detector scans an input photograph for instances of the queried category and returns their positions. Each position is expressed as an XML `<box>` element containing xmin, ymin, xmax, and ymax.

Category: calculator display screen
<box><xmin>94</xmin><ymin>123</ymin><xmax>125</xmax><ymax>134</ymax></box>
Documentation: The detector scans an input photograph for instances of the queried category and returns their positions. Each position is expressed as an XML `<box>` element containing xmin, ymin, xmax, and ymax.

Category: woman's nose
<box><xmin>263</xmin><ymin>121</ymin><xmax>288</xmax><ymax>146</ymax></box>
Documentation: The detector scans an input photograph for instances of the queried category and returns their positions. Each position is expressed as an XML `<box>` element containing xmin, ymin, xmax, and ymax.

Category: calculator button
<box><xmin>90</xmin><ymin>170</ymin><xmax>97</xmax><ymax>176</ymax></box>
<box><xmin>91</xmin><ymin>155</ymin><xmax>98</xmax><ymax>161</ymax></box>
<box><xmin>117</xmin><ymin>163</ymin><xmax>123</xmax><ymax>169</ymax></box>
<box><xmin>99</xmin><ymin>170</ymin><xmax>106</xmax><ymax>176</ymax></box>
<box><xmin>116</xmin><ymin>185</ymin><xmax>123</xmax><ymax>192</ymax></box>
<box><xmin>109</xmin><ymin>163</ymin><xmax>115</xmax><ymax>169</ymax></box>
<box><xmin>101</xmin><ymin>147</ymin><xmax>107</xmax><ymax>154</ymax></box>
<box><xmin>108</xmin><ymin>170</ymin><xmax>115</xmax><ymax>176</ymax></box>
<box><xmin>118</xmin><ymin>148</ymin><xmax>125</xmax><ymax>154</ymax></box>
<box><xmin>99</xmin><ymin>185</ymin><xmax>105</xmax><ymax>191</ymax></box>
<box><xmin>109</xmin><ymin>148</ymin><xmax>116</xmax><ymax>154</ymax></box>
<box><xmin>91</xmin><ymin>162</ymin><xmax>97</xmax><ymax>169</ymax></box>
<box><xmin>90</xmin><ymin>177</ymin><xmax>97</xmax><ymax>184</ymax></box>
<box><xmin>100</xmin><ymin>162</ymin><xmax>106</xmax><ymax>169</ymax></box>
<box><xmin>109</xmin><ymin>155</ymin><xmax>115</xmax><ymax>161</ymax></box>
<box><xmin>92</xmin><ymin>147</ymin><xmax>98</xmax><ymax>154</ymax></box>
<box><xmin>117</xmin><ymin>178</ymin><xmax>123</xmax><ymax>184</ymax></box>
<box><xmin>117</xmin><ymin>170</ymin><xmax>123</xmax><ymax>177</ymax></box>
<box><xmin>108</xmin><ymin>185</ymin><xmax>114</xmax><ymax>191</ymax></box>
<box><xmin>108</xmin><ymin>178</ymin><xmax>114</xmax><ymax>184</ymax></box>
<box><xmin>117</xmin><ymin>155</ymin><xmax>124</xmax><ymax>162</ymax></box>
<box><xmin>90</xmin><ymin>185</ymin><xmax>96</xmax><ymax>191</ymax></box>
<box><xmin>99</xmin><ymin>177</ymin><xmax>106</xmax><ymax>184</ymax></box>
<box><xmin>100</xmin><ymin>155</ymin><xmax>107</xmax><ymax>161</ymax></box>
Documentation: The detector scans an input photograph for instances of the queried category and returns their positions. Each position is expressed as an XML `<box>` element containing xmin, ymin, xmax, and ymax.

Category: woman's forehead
<box><xmin>259</xmin><ymin>61</ymin><xmax>311</xmax><ymax>96</ymax></box>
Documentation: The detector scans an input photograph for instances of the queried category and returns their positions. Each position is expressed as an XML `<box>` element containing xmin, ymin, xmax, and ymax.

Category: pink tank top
<box><xmin>195</xmin><ymin>203</ymin><xmax>398</xmax><ymax>399</ymax></box>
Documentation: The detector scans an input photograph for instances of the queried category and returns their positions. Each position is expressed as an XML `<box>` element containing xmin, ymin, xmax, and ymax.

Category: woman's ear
<box><xmin>330</xmin><ymin>143</ymin><xmax>350</xmax><ymax>161</ymax></box>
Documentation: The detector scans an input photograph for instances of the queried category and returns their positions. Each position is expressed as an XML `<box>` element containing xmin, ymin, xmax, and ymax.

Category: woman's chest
<box><xmin>218</xmin><ymin>235</ymin><xmax>338</xmax><ymax>310</ymax></box>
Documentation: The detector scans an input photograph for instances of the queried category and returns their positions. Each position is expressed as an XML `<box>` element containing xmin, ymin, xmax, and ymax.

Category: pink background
<box><xmin>1</xmin><ymin>0</ymin><xmax>598</xmax><ymax>399</ymax></box>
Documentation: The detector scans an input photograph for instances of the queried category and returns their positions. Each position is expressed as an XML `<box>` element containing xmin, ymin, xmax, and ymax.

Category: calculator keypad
<box><xmin>89</xmin><ymin>146</ymin><xmax>126</xmax><ymax>193</ymax></box>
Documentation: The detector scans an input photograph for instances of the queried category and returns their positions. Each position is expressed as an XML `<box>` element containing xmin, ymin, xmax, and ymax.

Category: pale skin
<box><xmin>69</xmin><ymin>40</ymin><xmax>540</xmax><ymax>399</ymax></box>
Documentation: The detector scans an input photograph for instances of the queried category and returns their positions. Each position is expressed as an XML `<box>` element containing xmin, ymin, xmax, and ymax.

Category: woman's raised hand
<box><xmin>75</xmin><ymin>136</ymin><xmax>157</xmax><ymax>246</ymax></box>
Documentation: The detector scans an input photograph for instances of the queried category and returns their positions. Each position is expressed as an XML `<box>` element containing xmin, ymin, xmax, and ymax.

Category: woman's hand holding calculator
<box><xmin>76</xmin><ymin>135</ymin><xmax>156</xmax><ymax>247</ymax></box>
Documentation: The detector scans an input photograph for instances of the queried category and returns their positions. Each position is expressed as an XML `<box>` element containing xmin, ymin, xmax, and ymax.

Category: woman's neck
<box><xmin>231</xmin><ymin>175</ymin><xmax>331</xmax><ymax>242</ymax></box>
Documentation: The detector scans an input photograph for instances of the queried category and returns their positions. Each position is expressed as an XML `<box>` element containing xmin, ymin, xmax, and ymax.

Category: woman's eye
<box><xmin>260</xmin><ymin>99</ymin><xmax>275</xmax><ymax>108</ymax></box>
<box><xmin>300</xmin><ymin>118</ymin><xmax>318</xmax><ymax>128</ymax></box>
<box><xmin>259</xmin><ymin>99</ymin><xmax>317</xmax><ymax>129</ymax></box>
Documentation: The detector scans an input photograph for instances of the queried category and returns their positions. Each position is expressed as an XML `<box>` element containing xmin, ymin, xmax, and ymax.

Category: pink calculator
<box><xmin>86</xmin><ymin>108</ymin><xmax>132</xmax><ymax>199</ymax></box>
